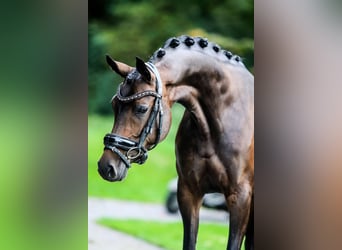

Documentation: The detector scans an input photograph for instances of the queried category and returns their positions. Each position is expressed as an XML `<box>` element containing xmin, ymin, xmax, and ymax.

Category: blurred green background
<box><xmin>89</xmin><ymin>0</ymin><xmax>253</xmax><ymax>249</ymax></box>
<box><xmin>0</xmin><ymin>1</ymin><xmax>88</xmax><ymax>249</ymax></box>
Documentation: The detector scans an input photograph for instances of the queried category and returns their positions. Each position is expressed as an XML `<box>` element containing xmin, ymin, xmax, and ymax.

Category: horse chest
<box><xmin>176</xmin><ymin>121</ymin><xmax>230</xmax><ymax>192</ymax></box>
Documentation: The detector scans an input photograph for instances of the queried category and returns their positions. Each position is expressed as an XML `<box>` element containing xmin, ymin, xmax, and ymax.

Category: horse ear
<box><xmin>106</xmin><ymin>54</ymin><xmax>133</xmax><ymax>78</ymax></box>
<box><xmin>136</xmin><ymin>57</ymin><xmax>151</xmax><ymax>82</ymax></box>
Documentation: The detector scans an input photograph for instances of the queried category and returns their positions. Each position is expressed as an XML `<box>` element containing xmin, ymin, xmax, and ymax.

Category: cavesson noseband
<box><xmin>103</xmin><ymin>62</ymin><xmax>163</xmax><ymax>168</ymax></box>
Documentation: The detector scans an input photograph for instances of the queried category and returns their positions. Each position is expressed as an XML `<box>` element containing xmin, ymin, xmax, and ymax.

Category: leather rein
<box><xmin>103</xmin><ymin>62</ymin><xmax>163</xmax><ymax>168</ymax></box>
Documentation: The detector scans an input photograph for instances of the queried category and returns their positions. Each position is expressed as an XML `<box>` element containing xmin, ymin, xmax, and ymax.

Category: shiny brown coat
<box><xmin>98</xmin><ymin>36</ymin><xmax>254</xmax><ymax>250</ymax></box>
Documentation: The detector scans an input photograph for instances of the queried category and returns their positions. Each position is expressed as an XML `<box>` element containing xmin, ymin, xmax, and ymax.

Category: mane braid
<box><xmin>149</xmin><ymin>35</ymin><xmax>245</xmax><ymax>67</ymax></box>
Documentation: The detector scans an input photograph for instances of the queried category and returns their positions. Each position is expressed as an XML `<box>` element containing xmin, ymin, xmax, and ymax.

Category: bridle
<box><xmin>103</xmin><ymin>62</ymin><xmax>163</xmax><ymax>169</ymax></box>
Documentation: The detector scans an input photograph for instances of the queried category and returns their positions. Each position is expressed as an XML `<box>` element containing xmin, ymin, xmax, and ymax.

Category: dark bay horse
<box><xmin>97</xmin><ymin>35</ymin><xmax>254</xmax><ymax>250</ymax></box>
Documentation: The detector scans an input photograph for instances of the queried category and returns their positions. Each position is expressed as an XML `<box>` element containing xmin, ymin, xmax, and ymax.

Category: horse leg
<box><xmin>226</xmin><ymin>183</ymin><xmax>252</xmax><ymax>250</ymax></box>
<box><xmin>177</xmin><ymin>179</ymin><xmax>202</xmax><ymax>250</ymax></box>
<box><xmin>244</xmin><ymin>194</ymin><xmax>254</xmax><ymax>250</ymax></box>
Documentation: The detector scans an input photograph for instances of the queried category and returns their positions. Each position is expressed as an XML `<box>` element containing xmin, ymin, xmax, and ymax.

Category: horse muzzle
<box><xmin>97</xmin><ymin>133</ymin><xmax>149</xmax><ymax>182</ymax></box>
<box><xmin>97</xmin><ymin>159</ymin><xmax>128</xmax><ymax>182</ymax></box>
<box><xmin>103</xmin><ymin>133</ymin><xmax>148</xmax><ymax>168</ymax></box>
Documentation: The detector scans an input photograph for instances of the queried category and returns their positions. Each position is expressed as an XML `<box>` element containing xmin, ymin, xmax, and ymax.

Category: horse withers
<box><xmin>97</xmin><ymin>35</ymin><xmax>254</xmax><ymax>250</ymax></box>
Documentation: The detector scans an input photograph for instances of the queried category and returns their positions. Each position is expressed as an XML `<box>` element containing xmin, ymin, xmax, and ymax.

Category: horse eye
<box><xmin>135</xmin><ymin>105</ymin><xmax>148</xmax><ymax>114</ymax></box>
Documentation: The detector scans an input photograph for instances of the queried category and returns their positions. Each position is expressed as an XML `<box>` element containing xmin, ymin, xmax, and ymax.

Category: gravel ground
<box><xmin>88</xmin><ymin>197</ymin><xmax>229</xmax><ymax>250</ymax></box>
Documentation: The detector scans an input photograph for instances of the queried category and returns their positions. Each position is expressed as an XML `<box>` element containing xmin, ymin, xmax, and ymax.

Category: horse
<box><xmin>97</xmin><ymin>35</ymin><xmax>254</xmax><ymax>250</ymax></box>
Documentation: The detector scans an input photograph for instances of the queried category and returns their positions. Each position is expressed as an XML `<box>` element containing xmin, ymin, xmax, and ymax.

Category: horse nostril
<box><xmin>107</xmin><ymin>164</ymin><xmax>117</xmax><ymax>179</ymax></box>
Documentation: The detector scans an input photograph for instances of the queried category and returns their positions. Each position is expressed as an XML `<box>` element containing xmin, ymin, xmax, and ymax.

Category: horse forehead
<box><xmin>124</xmin><ymin>75</ymin><xmax>154</xmax><ymax>91</ymax></box>
<box><xmin>118</xmin><ymin>81</ymin><xmax>155</xmax><ymax>104</ymax></box>
<box><xmin>127</xmin><ymin>70</ymin><xmax>139</xmax><ymax>80</ymax></box>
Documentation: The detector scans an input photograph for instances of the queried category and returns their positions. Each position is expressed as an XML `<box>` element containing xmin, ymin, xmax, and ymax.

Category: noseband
<box><xmin>103</xmin><ymin>62</ymin><xmax>163</xmax><ymax>168</ymax></box>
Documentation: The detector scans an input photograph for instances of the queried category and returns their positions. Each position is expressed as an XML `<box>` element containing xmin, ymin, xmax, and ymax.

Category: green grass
<box><xmin>88</xmin><ymin>104</ymin><xmax>184</xmax><ymax>202</ymax></box>
<box><xmin>98</xmin><ymin>218</ymin><xmax>244</xmax><ymax>250</ymax></box>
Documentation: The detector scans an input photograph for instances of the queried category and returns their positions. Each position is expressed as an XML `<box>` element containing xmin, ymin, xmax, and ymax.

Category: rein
<box><xmin>103</xmin><ymin>62</ymin><xmax>163</xmax><ymax>168</ymax></box>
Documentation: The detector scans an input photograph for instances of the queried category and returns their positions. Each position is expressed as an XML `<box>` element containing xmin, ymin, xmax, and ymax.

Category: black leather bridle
<box><xmin>103</xmin><ymin>62</ymin><xmax>163</xmax><ymax>168</ymax></box>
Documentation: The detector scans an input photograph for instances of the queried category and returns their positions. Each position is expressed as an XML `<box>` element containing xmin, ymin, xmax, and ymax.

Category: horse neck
<box><xmin>156</xmin><ymin>52</ymin><xmax>235</xmax><ymax>142</ymax></box>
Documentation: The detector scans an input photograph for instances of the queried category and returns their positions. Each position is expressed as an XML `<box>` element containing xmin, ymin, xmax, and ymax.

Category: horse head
<box><xmin>97</xmin><ymin>55</ymin><xmax>172</xmax><ymax>181</ymax></box>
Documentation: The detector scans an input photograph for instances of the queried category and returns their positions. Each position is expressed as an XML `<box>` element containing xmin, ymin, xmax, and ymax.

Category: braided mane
<box><xmin>149</xmin><ymin>35</ymin><xmax>245</xmax><ymax>67</ymax></box>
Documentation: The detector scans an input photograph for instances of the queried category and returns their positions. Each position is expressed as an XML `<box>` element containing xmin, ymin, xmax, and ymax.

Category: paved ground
<box><xmin>88</xmin><ymin>197</ymin><xmax>229</xmax><ymax>250</ymax></box>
